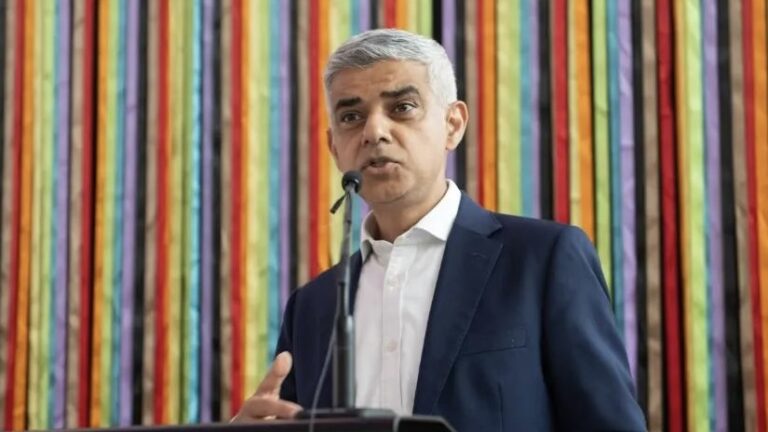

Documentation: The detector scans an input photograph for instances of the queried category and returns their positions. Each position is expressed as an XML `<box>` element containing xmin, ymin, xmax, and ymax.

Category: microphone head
<box><xmin>341</xmin><ymin>171</ymin><xmax>363</xmax><ymax>193</ymax></box>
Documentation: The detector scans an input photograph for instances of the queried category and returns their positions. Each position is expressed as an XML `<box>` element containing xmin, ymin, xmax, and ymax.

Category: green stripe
<box><xmin>684</xmin><ymin>0</ymin><xmax>710</xmax><ymax>430</ymax></box>
<box><xmin>591</xmin><ymin>0</ymin><xmax>612</xmax><ymax>293</ymax></box>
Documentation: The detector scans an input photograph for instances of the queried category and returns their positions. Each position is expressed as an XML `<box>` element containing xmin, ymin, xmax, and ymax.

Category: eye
<box><xmin>393</xmin><ymin>102</ymin><xmax>416</xmax><ymax>114</ymax></box>
<box><xmin>339</xmin><ymin>112</ymin><xmax>362</xmax><ymax>124</ymax></box>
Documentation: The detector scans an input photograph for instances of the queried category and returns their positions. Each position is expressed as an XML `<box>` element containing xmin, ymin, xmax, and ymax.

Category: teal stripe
<box><xmin>607</xmin><ymin>0</ymin><xmax>623</xmax><ymax>333</ymax></box>
<box><xmin>268</xmin><ymin>0</ymin><xmax>281</xmax><ymax>362</ymax></box>
<box><xmin>520</xmin><ymin>0</ymin><xmax>532</xmax><ymax>217</ymax></box>
<box><xmin>110</xmin><ymin>0</ymin><xmax>127</xmax><ymax>424</ymax></box>
<box><xmin>186</xmin><ymin>0</ymin><xmax>202</xmax><ymax>422</ymax></box>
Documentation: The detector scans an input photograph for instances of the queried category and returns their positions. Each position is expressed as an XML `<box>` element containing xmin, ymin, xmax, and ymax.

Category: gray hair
<box><xmin>324</xmin><ymin>28</ymin><xmax>457</xmax><ymax>106</ymax></box>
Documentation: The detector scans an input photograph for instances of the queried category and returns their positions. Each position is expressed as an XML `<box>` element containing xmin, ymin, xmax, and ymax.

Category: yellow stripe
<box><xmin>37</xmin><ymin>0</ymin><xmax>56</xmax><ymax>426</ymax></box>
<box><xmin>495</xmin><ymin>0</ymin><xmax>520</xmax><ymax>215</ymax></box>
<box><xmin>27</xmin><ymin>0</ymin><xmax>44</xmax><ymax>425</ymax></box>
<box><xmin>328</xmin><ymin>0</ymin><xmax>349</xmax><ymax>265</ymax></box>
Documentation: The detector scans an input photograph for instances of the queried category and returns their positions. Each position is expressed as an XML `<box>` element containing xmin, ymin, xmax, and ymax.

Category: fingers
<box><xmin>231</xmin><ymin>397</ymin><xmax>303</xmax><ymax>422</ymax></box>
<box><xmin>255</xmin><ymin>351</ymin><xmax>293</xmax><ymax>397</ymax></box>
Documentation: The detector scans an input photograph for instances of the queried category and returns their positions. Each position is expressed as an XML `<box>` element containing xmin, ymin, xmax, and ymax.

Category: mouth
<box><xmin>361</xmin><ymin>156</ymin><xmax>400</xmax><ymax>171</ymax></box>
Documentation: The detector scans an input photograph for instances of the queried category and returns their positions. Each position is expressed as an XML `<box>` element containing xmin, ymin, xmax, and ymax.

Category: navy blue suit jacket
<box><xmin>277</xmin><ymin>195</ymin><xmax>646</xmax><ymax>431</ymax></box>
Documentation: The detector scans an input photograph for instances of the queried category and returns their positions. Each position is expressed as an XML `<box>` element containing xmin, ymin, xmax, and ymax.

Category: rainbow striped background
<box><xmin>0</xmin><ymin>0</ymin><xmax>767</xmax><ymax>431</ymax></box>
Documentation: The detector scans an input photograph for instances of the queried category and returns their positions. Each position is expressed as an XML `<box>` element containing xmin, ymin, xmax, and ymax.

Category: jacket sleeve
<box><xmin>276</xmin><ymin>291</ymin><xmax>298</xmax><ymax>403</ymax></box>
<box><xmin>542</xmin><ymin>226</ymin><xmax>647</xmax><ymax>431</ymax></box>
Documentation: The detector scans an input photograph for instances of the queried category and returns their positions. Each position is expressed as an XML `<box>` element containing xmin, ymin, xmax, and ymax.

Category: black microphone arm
<box><xmin>334</xmin><ymin>171</ymin><xmax>362</xmax><ymax>409</ymax></box>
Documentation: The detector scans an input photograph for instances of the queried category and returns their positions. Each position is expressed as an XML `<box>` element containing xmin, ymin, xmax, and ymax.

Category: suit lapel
<box><xmin>412</xmin><ymin>196</ymin><xmax>502</xmax><ymax>414</ymax></box>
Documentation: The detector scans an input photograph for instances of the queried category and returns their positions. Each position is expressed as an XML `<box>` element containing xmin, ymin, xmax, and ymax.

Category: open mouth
<box><xmin>362</xmin><ymin>156</ymin><xmax>399</xmax><ymax>171</ymax></box>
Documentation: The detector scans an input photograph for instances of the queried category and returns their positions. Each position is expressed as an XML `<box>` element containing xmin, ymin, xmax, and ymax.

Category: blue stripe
<box><xmin>607</xmin><ymin>0</ymin><xmax>624</xmax><ymax>334</ymax></box>
<box><xmin>47</xmin><ymin>1</ymin><xmax>62</xmax><ymax>426</ymax></box>
<box><xmin>268</xmin><ymin>0</ymin><xmax>282</xmax><ymax>363</ymax></box>
<box><xmin>110</xmin><ymin>0</ymin><xmax>127</xmax><ymax>423</ymax></box>
<box><xmin>520</xmin><ymin>0</ymin><xmax>533</xmax><ymax>217</ymax></box>
<box><xmin>350</xmin><ymin>0</ymin><xmax>362</xmax><ymax>247</ymax></box>
<box><xmin>186</xmin><ymin>0</ymin><xmax>202</xmax><ymax>422</ymax></box>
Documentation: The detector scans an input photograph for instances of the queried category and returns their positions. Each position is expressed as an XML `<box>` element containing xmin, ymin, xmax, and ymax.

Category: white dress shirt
<box><xmin>354</xmin><ymin>180</ymin><xmax>462</xmax><ymax>415</ymax></box>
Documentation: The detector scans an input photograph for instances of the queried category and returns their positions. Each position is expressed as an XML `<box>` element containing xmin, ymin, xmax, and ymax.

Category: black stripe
<box><xmin>454</xmin><ymin>0</ymin><xmax>466</xmax><ymax>191</ymax></box>
<box><xmin>210</xmin><ymin>0</ymin><xmax>222</xmax><ymax>420</ymax></box>
<box><xmin>630</xmin><ymin>0</ymin><xmax>648</xmax><ymax>417</ymax></box>
<box><xmin>289</xmin><ymin>0</ymin><xmax>299</xmax><ymax>295</ymax></box>
<box><xmin>538</xmin><ymin>0</ymin><xmax>552</xmax><ymax>220</ymax></box>
<box><xmin>716</xmin><ymin>0</ymin><xmax>744</xmax><ymax>430</ymax></box>
<box><xmin>131</xmin><ymin>0</ymin><xmax>149</xmax><ymax>424</ymax></box>
<box><xmin>369</xmin><ymin>0</ymin><xmax>379</xmax><ymax>28</ymax></box>
<box><xmin>431</xmin><ymin>0</ymin><xmax>442</xmax><ymax>43</ymax></box>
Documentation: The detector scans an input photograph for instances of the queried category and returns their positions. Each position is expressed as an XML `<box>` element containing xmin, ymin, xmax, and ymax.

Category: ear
<box><xmin>445</xmin><ymin>101</ymin><xmax>468</xmax><ymax>151</ymax></box>
<box><xmin>327</xmin><ymin>128</ymin><xmax>341</xmax><ymax>170</ymax></box>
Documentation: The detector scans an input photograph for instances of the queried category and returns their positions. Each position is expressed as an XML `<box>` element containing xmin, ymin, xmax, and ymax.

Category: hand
<box><xmin>230</xmin><ymin>351</ymin><xmax>303</xmax><ymax>422</ymax></box>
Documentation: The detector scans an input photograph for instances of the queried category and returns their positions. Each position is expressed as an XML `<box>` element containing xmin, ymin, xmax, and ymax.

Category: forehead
<box><xmin>326</xmin><ymin>60</ymin><xmax>430</xmax><ymax>104</ymax></box>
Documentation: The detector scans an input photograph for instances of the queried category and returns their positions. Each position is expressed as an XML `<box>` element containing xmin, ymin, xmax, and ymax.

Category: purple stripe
<box><xmin>118</xmin><ymin>0</ymin><xmax>139</xmax><ymax>425</ymax></box>
<box><xmin>529</xmin><ymin>0</ymin><xmax>540</xmax><ymax>217</ymax></box>
<box><xmin>278</xmin><ymin>0</ymin><xmax>291</xmax><ymax>313</ymax></box>
<box><xmin>200</xmin><ymin>0</ymin><xmax>215</xmax><ymax>421</ymax></box>
<box><xmin>617</xmin><ymin>0</ymin><xmax>637</xmax><ymax>380</ymax></box>
<box><xmin>52</xmin><ymin>0</ymin><xmax>71</xmax><ymax>427</ymax></box>
<box><xmin>703</xmin><ymin>0</ymin><xmax>726</xmax><ymax>428</ymax></box>
<box><xmin>359</xmin><ymin>0</ymin><xmax>371</xmax><ymax>32</ymax></box>
<box><xmin>442</xmin><ymin>0</ymin><xmax>456</xmax><ymax>182</ymax></box>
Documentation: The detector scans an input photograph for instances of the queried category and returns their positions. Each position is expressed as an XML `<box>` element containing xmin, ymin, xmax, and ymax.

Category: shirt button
<box><xmin>385</xmin><ymin>340</ymin><xmax>398</xmax><ymax>352</ymax></box>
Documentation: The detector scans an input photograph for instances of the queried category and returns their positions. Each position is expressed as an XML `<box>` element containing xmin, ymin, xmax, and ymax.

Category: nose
<box><xmin>361</xmin><ymin>110</ymin><xmax>392</xmax><ymax>146</ymax></box>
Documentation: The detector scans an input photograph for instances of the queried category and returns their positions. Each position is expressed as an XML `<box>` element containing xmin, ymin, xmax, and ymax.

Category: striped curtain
<box><xmin>0</xmin><ymin>1</ymin><xmax>766</xmax><ymax>431</ymax></box>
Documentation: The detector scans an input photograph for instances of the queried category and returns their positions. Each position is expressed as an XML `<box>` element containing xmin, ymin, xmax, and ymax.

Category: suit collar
<box><xmin>349</xmin><ymin>195</ymin><xmax>503</xmax><ymax>413</ymax></box>
<box><xmin>412</xmin><ymin>195</ymin><xmax>503</xmax><ymax>413</ymax></box>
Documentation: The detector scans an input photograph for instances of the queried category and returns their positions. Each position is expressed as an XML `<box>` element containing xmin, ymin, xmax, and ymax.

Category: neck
<box><xmin>369</xmin><ymin>180</ymin><xmax>448</xmax><ymax>243</ymax></box>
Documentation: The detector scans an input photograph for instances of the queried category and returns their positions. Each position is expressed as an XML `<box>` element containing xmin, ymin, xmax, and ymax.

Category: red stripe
<box><xmin>229</xmin><ymin>0</ymin><xmax>245</xmax><ymax>414</ymax></box>
<box><xmin>78</xmin><ymin>0</ymin><xmax>95</xmax><ymax>425</ymax></box>
<box><xmin>656</xmin><ymin>2</ymin><xmax>684</xmax><ymax>431</ymax></box>
<box><xmin>3</xmin><ymin>0</ymin><xmax>25</xmax><ymax>428</ymax></box>
<box><xmin>384</xmin><ymin>0</ymin><xmax>396</xmax><ymax>28</ymax></box>
<box><xmin>551</xmin><ymin>0</ymin><xmax>569</xmax><ymax>223</ymax></box>
<box><xmin>309</xmin><ymin>0</ymin><xmax>320</xmax><ymax>277</ymax></box>
<box><xmin>742</xmin><ymin>0</ymin><xmax>767</xmax><ymax>430</ymax></box>
<box><xmin>153</xmin><ymin>0</ymin><xmax>169</xmax><ymax>423</ymax></box>
<box><xmin>475</xmin><ymin>0</ymin><xmax>485</xmax><ymax>204</ymax></box>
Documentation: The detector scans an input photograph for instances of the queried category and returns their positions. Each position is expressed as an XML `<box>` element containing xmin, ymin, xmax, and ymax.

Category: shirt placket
<box><xmin>380</xmin><ymin>242</ymin><xmax>406</xmax><ymax>412</ymax></box>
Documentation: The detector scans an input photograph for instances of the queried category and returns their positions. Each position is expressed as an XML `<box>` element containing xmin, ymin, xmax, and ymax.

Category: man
<box><xmin>233</xmin><ymin>29</ymin><xmax>646</xmax><ymax>431</ymax></box>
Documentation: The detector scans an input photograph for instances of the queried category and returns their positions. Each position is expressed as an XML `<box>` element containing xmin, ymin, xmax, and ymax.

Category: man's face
<box><xmin>326</xmin><ymin>60</ymin><xmax>466</xmax><ymax>208</ymax></box>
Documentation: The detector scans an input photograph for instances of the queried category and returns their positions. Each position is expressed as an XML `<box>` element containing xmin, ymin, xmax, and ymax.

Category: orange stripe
<box><xmin>395</xmin><ymin>0</ymin><xmax>407</xmax><ymax>29</ymax></box>
<box><xmin>481</xmin><ymin>0</ymin><xmax>497</xmax><ymax>211</ymax></box>
<box><xmin>752</xmin><ymin>0</ymin><xmax>768</xmax><ymax>420</ymax></box>
<box><xmin>90</xmin><ymin>0</ymin><xmax>110</xmax><ymax>423</ymax></box>
<box><xmin>12</xmin><ymin>0</ymin><xmax>35</xmax><ymax>428</ymax></box>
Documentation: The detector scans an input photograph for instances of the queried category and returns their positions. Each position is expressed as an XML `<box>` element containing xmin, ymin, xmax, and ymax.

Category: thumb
<box><xmin>255</xmin><ymin>351</ymin><xmax>293</xmax><ymax>397</ymax></box>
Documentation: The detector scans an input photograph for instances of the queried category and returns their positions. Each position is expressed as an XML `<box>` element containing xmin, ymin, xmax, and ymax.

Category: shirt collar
<box><xmin>360</xmin><ymin>180</ymin><xmax>462</xmax><ymax>262</ymax></box>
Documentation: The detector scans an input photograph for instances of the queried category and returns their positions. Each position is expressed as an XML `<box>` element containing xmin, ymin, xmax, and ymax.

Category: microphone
<box><xmin>332</xmin><ymin>171</ymin><xmax>360</xmax><ymax>410</ymax></box>
<box><xmin>300</xmin><ymin>171</ymin><xmax>394</xmax><ymax>422</ymax></box>
<box><xmin>342</xmin><ymin>170</ymin><xmax>362</xmax><ymax>193</ymax></box>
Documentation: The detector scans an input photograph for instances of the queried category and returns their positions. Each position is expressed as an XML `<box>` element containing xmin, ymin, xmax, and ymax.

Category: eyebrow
<box><xmin>380</xmin><ymin>85</ymin><xmax>420</xmax><ymax>99</ymax></box>
<box><xmin>333</xmin><ymin>85</ymin><xmax>421</xmax><ymax>112</ymax></box>
<box><xmin>334</xmin><ymin>97</ymin><xmax>362</xmax><ymax>111</ymax></box>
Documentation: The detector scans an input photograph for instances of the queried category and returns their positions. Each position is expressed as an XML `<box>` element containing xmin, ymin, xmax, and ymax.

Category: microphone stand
<box><xmin>298</xmin><ymin>171</ymin><xmax>394</xmax><ymax>419</ymax></box>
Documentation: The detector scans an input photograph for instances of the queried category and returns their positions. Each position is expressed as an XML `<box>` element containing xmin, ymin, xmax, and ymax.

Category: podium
<box><xmin>65</xmin><ymin>416</ymin><xmax>455</xmax><ymax>432</ymax></box>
